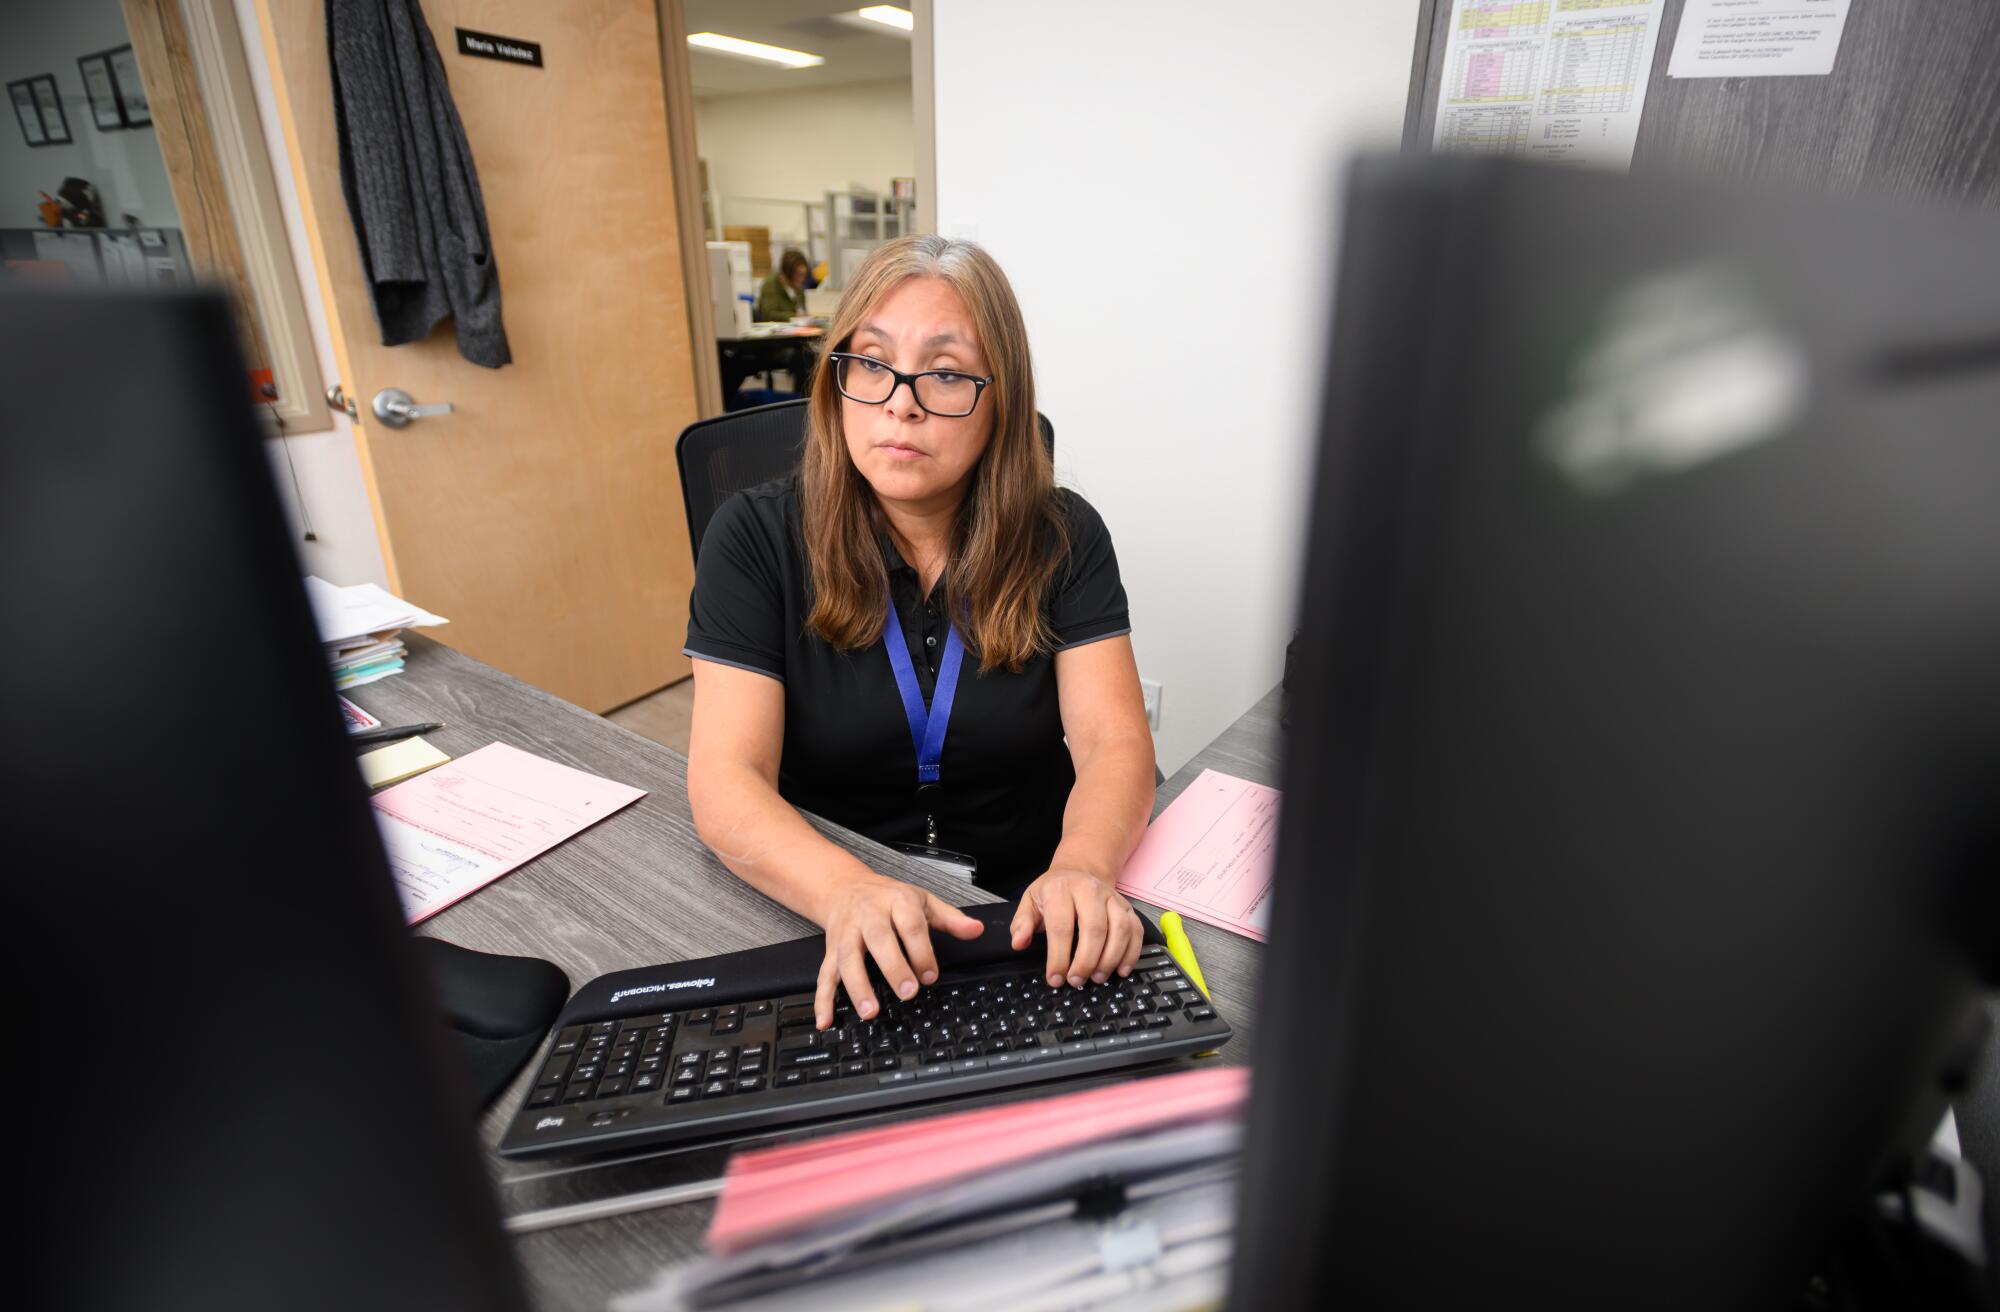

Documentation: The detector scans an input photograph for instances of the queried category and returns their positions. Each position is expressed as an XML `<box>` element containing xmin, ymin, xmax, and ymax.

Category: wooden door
<box><xmin>251</xmin><ymin>0</ymin><xmax>699</xmax><ymax>711</ymax></box>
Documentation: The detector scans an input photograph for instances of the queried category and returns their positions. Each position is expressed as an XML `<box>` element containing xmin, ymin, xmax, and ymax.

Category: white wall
<box><xmin>0</xmin><ymin>0</ymin><xmax>181</xmax><ymax>228</ymax></box>
<box><xmin>933</xmin><ymin>0</ymin><xmax>1421</xmax><ymax>773</ymax></box>
<box><xmin>696</xmin><ymin>78</ymin><xmax>913</xmax><ymax>250</ymax></box>
<box><xmin>230</xmin><ymin>0</ymin><xmax>389</xmax><ymax>589</ymax></box>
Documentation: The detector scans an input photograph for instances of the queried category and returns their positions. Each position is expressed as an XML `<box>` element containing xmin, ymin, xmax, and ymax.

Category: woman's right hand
<box><xmin>814</xmin><ymin>872</ymin><xmax>985</xmax><ymax>1028</ymax></box>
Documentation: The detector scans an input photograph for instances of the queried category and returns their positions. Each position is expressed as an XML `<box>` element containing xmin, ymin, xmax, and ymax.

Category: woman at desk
<box><xmin>685</xmin><ymin>235</ymin><xmax>1156</xmax><ymax>1031</ymax></box>
<box><xmin>755</xmin><ymin>248</ymin><xmax>811</xmax><ymax>322</ymax></box>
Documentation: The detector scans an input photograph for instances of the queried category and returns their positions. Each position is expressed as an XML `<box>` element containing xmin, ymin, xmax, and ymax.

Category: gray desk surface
<box><xmin>351</xmin><ymin>634</ymin><xmax>1279</xmax><ymax>1311</ymax></box>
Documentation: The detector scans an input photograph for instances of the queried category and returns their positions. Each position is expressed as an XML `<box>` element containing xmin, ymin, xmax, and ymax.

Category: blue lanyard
<box><xmin>881</xmin><ymin>587</ymin><xmax>965</xmax><ymax>788</ymax></box>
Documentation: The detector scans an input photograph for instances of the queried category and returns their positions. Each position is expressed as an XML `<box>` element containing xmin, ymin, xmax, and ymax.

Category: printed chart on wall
<box><xmin>1432</xmin><ymin>0</ymin><xmax>1669</xmax><ymax>170</ymax></box>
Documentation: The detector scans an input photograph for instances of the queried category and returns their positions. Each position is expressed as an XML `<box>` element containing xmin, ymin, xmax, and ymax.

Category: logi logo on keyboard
<box><xmin>609</xmin><ymin>977</ymin><xmax>717</xmax><ymax>1003</ymax></box>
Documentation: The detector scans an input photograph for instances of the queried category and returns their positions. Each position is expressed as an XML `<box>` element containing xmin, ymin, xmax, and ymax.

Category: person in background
<box><xmin>756</xmin><ymin>248</ymin><xmax>811</xmax><ymax>322</ymax></box>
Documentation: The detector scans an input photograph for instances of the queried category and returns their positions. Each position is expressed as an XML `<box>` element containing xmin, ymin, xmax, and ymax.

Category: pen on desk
<box><xmin>1158</xmin><ymin>912</ymin><xmax>1211</xmax><ymax>1000</ymax></box>
<box><xmin>349</xmin><ymin>721</ymin><xmax>444</xmax><ymax>747</ymax></box>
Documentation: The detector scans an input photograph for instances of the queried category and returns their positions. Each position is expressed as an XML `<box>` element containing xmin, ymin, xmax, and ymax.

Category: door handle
<box><xmin>324</xmin><ymin>383</ymin><xmax>357</xmax><ymax>418</ymax></box>
<box><xmin>371</xmin><ymin>387</ymin><xmax>454</xmax><ymax>428</ymax></box>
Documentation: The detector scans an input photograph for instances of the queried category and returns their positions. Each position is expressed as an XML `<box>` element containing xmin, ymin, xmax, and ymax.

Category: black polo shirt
<box><xmin>683</xmin><ymin>477</ymin><xmax>1131</xmax><ymax>897</ymax></box>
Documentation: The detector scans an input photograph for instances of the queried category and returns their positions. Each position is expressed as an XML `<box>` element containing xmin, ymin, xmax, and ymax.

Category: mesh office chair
<box><xmin>677</xmin><ymin>399</ymin><xmax>1056</xmax><ymax>563</ymax></box>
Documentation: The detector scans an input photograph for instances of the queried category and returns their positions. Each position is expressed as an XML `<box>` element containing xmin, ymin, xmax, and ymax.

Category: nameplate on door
<box><xmin>455</xmin><ymin>29</ymin><xmax>543</xmax><ymax>68</ymax></box>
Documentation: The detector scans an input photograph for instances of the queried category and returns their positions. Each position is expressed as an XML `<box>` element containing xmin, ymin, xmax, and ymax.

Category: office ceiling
<box><xmin>684</xmin><ymin>1</ymin><xmax>913</xmax><ymax>95</ymax></box>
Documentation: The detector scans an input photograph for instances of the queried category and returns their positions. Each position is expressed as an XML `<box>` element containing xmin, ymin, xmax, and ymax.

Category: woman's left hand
<box><xmin>1010</xmin><ymin>868</ymin><xmax>1144</xmax><ymax>989</ymax></box>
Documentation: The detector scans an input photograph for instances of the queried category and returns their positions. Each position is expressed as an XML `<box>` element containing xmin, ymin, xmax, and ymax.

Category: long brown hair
<box><xmin>802</xmin><ymin>235</ymin><xmax>1068</xmax><ymax>673</ymax></box>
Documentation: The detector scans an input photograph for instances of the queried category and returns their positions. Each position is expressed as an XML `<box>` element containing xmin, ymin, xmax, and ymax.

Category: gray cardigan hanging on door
<box><xmin>327</xmin><ymin>0</ymin><xmax>511</xmax><ymax>368</ymax></box>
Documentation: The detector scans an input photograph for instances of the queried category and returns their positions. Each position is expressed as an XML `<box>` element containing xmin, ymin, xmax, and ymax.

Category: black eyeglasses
<box><xmin>827</xmin><ymin>352</ymin><xmax>992</xmax><ymax>418</ymax></box>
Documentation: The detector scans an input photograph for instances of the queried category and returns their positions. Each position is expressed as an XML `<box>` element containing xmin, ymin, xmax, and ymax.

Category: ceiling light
<box><xmin>686</xmin><ymin>32</ymin><xmax>825</xmax><ymax>69</ymax></box>
<box><xmin>855</xmin><ymin>6</ymin><xmax>915</xmax><ymax>32</ymax></box>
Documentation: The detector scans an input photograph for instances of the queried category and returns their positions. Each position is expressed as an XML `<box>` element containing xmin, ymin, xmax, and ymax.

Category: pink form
<box><xmin>1115</xmin><ymin>768</ymin><xmax>1278</xmax><ymax>942</ymax></box>
<box><xmin>371</xmin><ymin>742</ymin><xmax>645</xmax><ymax>923</ymax></box>
<box><xmin>708</xmin><ymin>1067</ymin><xmax>1248</xmax><ymax>1254</ymax></box>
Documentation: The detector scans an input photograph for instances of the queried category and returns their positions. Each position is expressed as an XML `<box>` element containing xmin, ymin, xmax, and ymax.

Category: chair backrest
<box><xmin>677</xmin><ymin>402</ymin><xmax>1057</xmax><ymax>563</ymax></box>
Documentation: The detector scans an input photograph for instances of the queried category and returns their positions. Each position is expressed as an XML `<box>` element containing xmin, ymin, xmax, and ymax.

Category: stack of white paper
<box><xmin>302</xmin><ymin>577</ymin><xmax>448</xmax><ymax>689</ymax></box>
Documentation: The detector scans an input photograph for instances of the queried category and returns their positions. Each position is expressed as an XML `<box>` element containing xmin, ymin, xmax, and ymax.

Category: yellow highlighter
<box><xmin>1158</xmin><ymin>911</ymin><xmax>1211</xmax><ymax>1000</ymax></box>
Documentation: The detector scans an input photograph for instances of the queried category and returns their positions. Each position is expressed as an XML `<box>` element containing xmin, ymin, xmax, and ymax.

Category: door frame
<box><xmin>656</xmin><ymin>0</ymin><xmax>723</xmax><ymax>418</ymax></box>
<box><xmin>120</xmin><ymin>0</ymin><xmax>328</xmax><ymax>434</ymax></box>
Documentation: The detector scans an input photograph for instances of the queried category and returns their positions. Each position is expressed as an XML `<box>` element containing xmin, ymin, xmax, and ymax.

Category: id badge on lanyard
<box><xmin>882</xmin><ymin>589</ymin><xmax>978</xmax><ymax>880</ymax></box>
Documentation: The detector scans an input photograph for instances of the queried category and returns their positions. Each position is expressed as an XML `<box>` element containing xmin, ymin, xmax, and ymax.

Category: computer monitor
<box><xmin>1232</xmin><ymin>159</ymin><xmax>1999</xmax><ymax>1308</ymax></box>
<box><xmin>5</xmin><ymin>291</ymin><xmax>528</xmax><ymax>1311</ymax></box>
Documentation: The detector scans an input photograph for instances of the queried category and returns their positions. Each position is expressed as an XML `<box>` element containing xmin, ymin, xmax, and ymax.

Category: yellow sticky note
<box><xmin>359</xmin><ymin>736</ymin><xmax>451</xmax><ymax>788</ymax></box>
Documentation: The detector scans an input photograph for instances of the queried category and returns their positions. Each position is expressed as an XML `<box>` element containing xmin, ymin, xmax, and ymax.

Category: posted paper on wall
<box><xmin>372</xmin><ymin>742</ymin><xmax>646</xmax><ymax>923</ymax></box>
<box><xmin>1116</xmin><ymin>769</ymin><xmax>1277</xmax><ymax>942</ymax></box>
<box><xmin>1432</xmin><ymin>0</ymin><xmax>1669</xmax><ymax>170</ymax></box>
<box><xmin>1668</xmin><ymin>0</ymin><xmax>1852</xmax><ymax>78</ymax></box>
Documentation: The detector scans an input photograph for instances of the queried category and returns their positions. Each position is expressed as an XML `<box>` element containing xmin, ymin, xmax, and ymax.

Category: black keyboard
<box><xmin>498</xmin><ymin>911</ymin><xmax>1231</xmax><ymax>1159</ymax></box>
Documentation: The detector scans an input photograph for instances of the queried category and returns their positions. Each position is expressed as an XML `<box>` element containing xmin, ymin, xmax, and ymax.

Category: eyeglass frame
<box><xmin>825</xmin><ymin>351</ymin><xmax>993</xmax><ymax>418</ymax></box>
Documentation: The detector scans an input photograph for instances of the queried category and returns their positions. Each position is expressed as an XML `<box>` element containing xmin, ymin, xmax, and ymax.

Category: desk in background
<box><xmin>716</xmin><ymin>324</ymin><xmax>823</xmax><ymax>403</ymax></box>
<box><xmin>350</xmin><ymin>634</ymin><xmax>1274</xmax><ymax>1311</ymax></box>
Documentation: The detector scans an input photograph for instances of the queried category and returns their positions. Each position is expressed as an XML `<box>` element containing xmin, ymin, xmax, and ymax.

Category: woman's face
<box><xmin>840</xmin><ymin>276</ymin><xmax>994</xmax><ymax>516</ymax></box>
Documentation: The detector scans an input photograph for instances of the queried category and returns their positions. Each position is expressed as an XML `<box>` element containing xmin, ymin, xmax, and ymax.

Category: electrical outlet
<box><xmin>1140</xmin><ymin>679</ymin><xmax>1162</xmax><ymax>730</ymax></box>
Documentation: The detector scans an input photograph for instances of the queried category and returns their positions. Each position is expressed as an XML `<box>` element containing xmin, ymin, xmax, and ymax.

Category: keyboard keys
<box><xmin>547</xmin><ymin>960</ymin><xmax>1227</xmax><ymax>1139</ymax></box>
